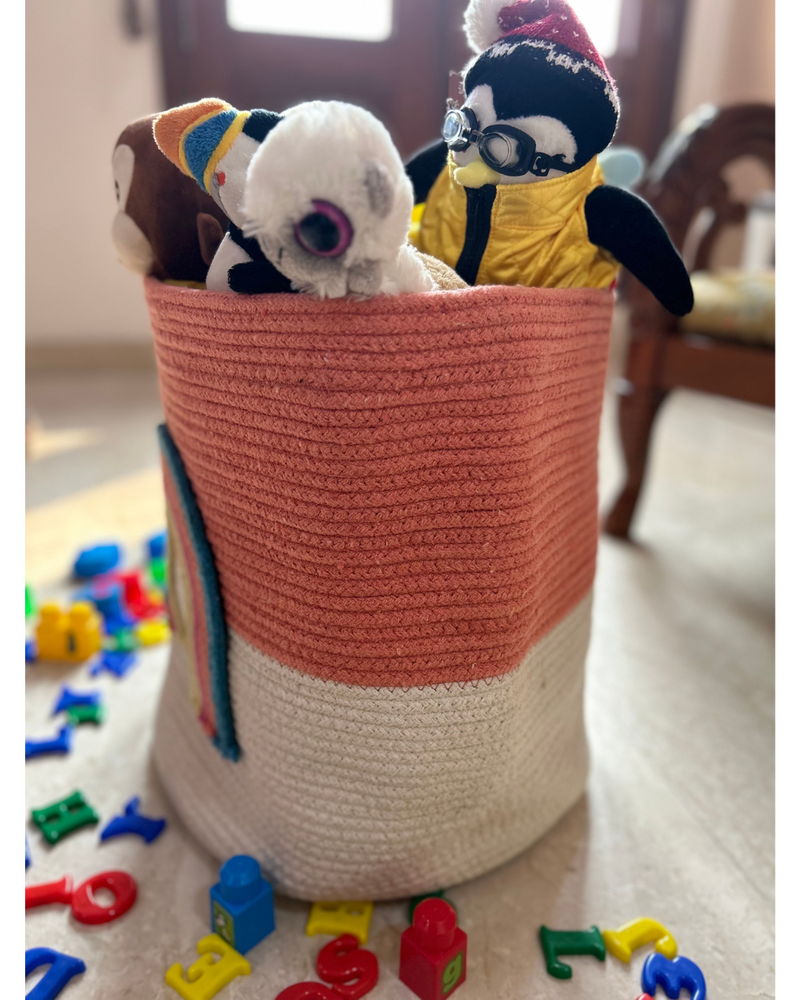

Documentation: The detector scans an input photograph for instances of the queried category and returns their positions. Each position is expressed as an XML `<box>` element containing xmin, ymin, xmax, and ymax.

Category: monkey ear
<box><xmin>197</xmin><ymin>213</ymin><xmax>225</xmax><ymax>266</ymax></box>
<box><xmin>364</xmin><ymin>162</ymin><xmax>394</xmax><ymax>218</ymax></box>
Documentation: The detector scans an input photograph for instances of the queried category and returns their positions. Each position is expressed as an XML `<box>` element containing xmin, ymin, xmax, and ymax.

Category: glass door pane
<box><xmin>571</xmin><ymin>0</ymin><xmax>623</xmax><ymax>56</ymax></box>
<box><xmin>226</xmin><ymin>0</ymin><xmax>394</xmax><ymax>42</ymax></box>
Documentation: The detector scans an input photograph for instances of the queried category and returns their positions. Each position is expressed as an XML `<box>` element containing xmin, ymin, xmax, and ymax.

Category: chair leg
<box><xmin>603</xmin><ymin>386</ymin><xmax>668</xmax><ymax>539</ymax></box>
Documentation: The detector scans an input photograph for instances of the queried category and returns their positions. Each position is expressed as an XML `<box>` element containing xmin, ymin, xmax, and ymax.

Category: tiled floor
<box><xmin>25</xmin><ymin>352</ymin><xmax>775</xmax><ymax>998</ymax></box>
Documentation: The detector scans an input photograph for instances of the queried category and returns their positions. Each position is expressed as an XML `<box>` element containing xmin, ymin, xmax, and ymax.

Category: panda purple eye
<box><xmin>294</xmin><ymin>200</ymin><xmax>353</xmax><ymax>257</ymax></box>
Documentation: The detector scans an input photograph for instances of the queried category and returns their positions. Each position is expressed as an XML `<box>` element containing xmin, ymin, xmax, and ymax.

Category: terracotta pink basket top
<box><xmin>145</xmin><ymin>278</ymin><xmax>613</xmax><ymax>688</ymax></box>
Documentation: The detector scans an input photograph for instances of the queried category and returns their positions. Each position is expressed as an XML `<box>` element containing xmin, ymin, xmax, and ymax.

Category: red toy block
<box><xmin>399</xmin><ymin>898</ymin><xmax>466</xmax><ymax>1000</ymax></box>
<box><xmin>116</xmin><ymin>569</ymin><xmax>165</xmax><ymax>620</ymax></box>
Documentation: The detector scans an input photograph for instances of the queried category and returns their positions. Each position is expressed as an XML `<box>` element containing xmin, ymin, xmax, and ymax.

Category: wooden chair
<box><xmin>604</xmin><ymin>103</ymin><xmax>775</xmax><ymax>539</ymax></box>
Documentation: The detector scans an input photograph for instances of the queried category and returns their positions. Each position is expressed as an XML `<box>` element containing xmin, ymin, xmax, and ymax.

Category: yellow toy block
<box><xmin>135</xmin><ymin>620</ymin><xmax>171</xmax><ymax>646</ymax></box>
<box><xmin>602</xmin><ymin>917</ymin><xmax>678</xmax><ymax>963</ymax></box>
<box><xmin>36</xmin><ymin>602</ymin><xmax>102</xmax><ymax>662</ymax></box>
<box><xmin>165</xmin><ymin>933</ymin><xmax>250</xmax><ymax>1000</ymax></box>
<box><xmin>306</xmin><ymin>900</ymin><xmax>374</xmax><ymax>945</ymax></box>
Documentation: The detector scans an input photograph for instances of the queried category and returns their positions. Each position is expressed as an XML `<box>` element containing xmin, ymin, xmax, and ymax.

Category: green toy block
<box><xmin>65</xmin><ymin>703</ymin><xmax>105</xmax><ymax>726</ymax></box>
<box><xmin>149</xmin><ymin>556</ymin><xmax>167</xmax><ymax>589</ymax></box>
<box><xmin>539</xmin><ymin>925</ymin><xmax>606</xmax><ymax>979</ymax></box>
<box><xmin>25</xmin><ymin>583</ymin><xmax>36</xmax><ymax>620</ymax></box>
<box><xmin>31</xmin><ymin>790</ymin><xmax>99</xmax><ymax>845</ymax></box>
<box><xmin>408</xmin><ymin>889</ymin><xmax>453</xmax><ymax>923</ymax></box>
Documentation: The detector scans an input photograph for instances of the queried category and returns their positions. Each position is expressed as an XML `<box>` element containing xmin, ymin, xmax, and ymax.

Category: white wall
<box><xmin>26</xmin><ymin>0</ymin><xmax>163</xmax><ymax>345</ymax></box>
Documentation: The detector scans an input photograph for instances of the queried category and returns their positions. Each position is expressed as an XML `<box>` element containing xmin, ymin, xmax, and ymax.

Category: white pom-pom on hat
<box><xmin>464</xmin><ymin>0</ymin><xmax>514</xmax><ymax>53</ymax></box>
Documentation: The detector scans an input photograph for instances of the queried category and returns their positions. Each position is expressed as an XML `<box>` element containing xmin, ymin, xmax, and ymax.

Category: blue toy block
<box><xmin>26</xmin><ymin>834</ymin><xmax>31</xmax><ymax>869</ymax></box>
<box><xmin>642</xmin><ymin>953</ymin><xmax>707</xmax><ymax>1000</ymax></box>
<box><xmin>26</xmin><ymin>638</ymin><xmax>37</xmax><ymax>662</ymax></box>
<box><xmin>25</xmin><ymin>725</ymin><xmax>73</xmax><ymax>760</ymax></box>
<box><xmin>86</xmin><ymin>580</ymin><xmax>135</xmax><ymax>631</ymax></box>
<box><xmin>89</xmin><ymin>649</ymin><xmax>138</xmax><ymax>678</ymax></box>
<box><xmin>25</xmin><ymin>947</ymin><xmax>86</xmax><ymax>1000</ymax></box>
<box><xmin>147</xmin><ymin>530</ymin><xmax>167</xmax><ymax>560</ymax></box>
<box><xmin>100</xmin><ymin>796</ymin><xmax>167</xmax><ymax>844</ymax></box>
<box><xmin>73</xmin><ymin>543</ymin><xmax>121</xmax><ymax>579</ymax></box>
<box><xmin>209</xmin><ymin>855</ymin><xmax>275</xmax><ymax>954</ymax></box>
<box><xmin>52</xmin><ymin>685</ymin><xmax>101</xmax><ymax>715</ymax></box>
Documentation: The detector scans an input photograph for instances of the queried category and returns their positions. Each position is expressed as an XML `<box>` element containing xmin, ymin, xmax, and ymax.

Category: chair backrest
<box><xmin>639</xmin><ymin>104</ymin><xmax>775</xmax><ymax>275</ymax></box>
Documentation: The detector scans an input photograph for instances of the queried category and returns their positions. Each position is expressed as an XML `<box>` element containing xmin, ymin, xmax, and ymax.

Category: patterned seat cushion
<box><xmin>680</xmin><ymin>270</ymin><xmax>775</xmax><ymax>346</ymax></box>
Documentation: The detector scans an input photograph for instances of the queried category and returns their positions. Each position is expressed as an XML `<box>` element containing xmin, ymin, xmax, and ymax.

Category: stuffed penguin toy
<box><xmin>406</xmin><ymin>0</ymin><xmax>693</xmax><ymax>316</ymax></box>
<box><xmin>112</xmin><ymin>115</ymin><xmax>227</xmax><ymax>285</ymax></box>
<box><xmin>153</xmin><ymin>99</ymin><xmax>294</xmax><ymax>293</ymax></box>
<box><xmin>242</xmin><ymin>101</ymin><xmax>442</xmax><ymax>299</ymax></box>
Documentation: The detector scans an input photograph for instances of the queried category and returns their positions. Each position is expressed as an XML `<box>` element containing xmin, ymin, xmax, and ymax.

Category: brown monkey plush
<box><xmin>112</xmin><ymin>115</ymin><xmax>228</xmax><ymax>285</ymax></box>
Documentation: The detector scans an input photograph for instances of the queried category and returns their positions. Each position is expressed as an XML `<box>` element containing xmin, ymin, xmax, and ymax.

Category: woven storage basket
<box><xmin>146</xmin><ymin>277</ymin><xmax>613</xmax><ymax>900</ymax></box>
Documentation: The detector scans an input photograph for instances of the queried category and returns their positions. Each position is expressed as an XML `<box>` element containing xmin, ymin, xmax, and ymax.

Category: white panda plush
<box><xmin>241</xmin><ymin>101</ymin><xmax>436</xmax><ymax>299</ymax></box>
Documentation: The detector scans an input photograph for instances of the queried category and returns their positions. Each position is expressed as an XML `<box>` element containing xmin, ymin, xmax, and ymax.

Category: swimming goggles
<box><xmin>442</xmin><ymin>106</ymin><xmax>578</xmax><ymax>178</ymax></box>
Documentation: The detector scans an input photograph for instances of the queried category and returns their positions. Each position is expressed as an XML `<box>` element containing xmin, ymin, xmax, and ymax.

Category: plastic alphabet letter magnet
<box><xmin>100</xmin><ymin>796</ymin><xmax>167</xmax><ymax>844</ymax></box>
<box><xmin>31</xmin><ymin>790</ymin><xmax>99</xmax><ymax>845</ymax></box>
<box><xmin>26</xmin><ymin>725</ymin><xmax>73</xmax><ymax>760</ymax></box>
<box><xmin>307</xmin><ymin>901</ymin><xmax>374</xmax><ymax>945</ymax></box>
<box><xmin>90</xmin><ymin>649</ymin><xmax>138</xmax><ymax>678</ymax></box>
<box><xmin>603</xmin><ymin>917</ymin><xmax>678</xmax><ymax>962</ymax></box>
<box><xmin>317</xmin><ymin>934</ymin><xmax>379</xmax><ymax>1000</ymax></box>
<box><xmin>26</xmin><ymin>947</ymin><xmax>86</xmax><ymax>1000</ymax></box>
<box><xmin>26</xmin><ymin>875</ymin><xmax>74</xmax><ymax>910</ymax></box>
<box><xmin>165</xmin><ymin>934</ymin><xmax>250</xmax><ymax>1000</ymax></box>
<box><xmin>52</xmin><ymin>685</ymin><xmax>101</xmax><ymax>715</ymax></box>
<box><xmin>539</xmin><ymin>925</ymin><xmax>606</xmax><ymax>979</ymax></box>
<box><xmin>71</xmin><ymin>870</ymin><xmax>138</xmax><ymax>924</ymax></box>
<box><xmin>641</xmin><ymin>953</ymin><xmax>706</xmax><ymax>1000</ymax></box>
<box><xmin>276</xmin><ymin>986</ymin><xmax>338</xmax><ymax>1000</ymax></box>
<box><xmin>26</xmin><ymin>871</ymin><xmax>136</xmax><ymax>924</ymax></box>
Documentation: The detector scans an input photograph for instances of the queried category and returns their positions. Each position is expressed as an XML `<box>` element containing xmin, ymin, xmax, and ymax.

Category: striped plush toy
<box><xmin>153</xmin><ymin>98</ymin><xmax>293</xmax><ymax>293</ymax></box>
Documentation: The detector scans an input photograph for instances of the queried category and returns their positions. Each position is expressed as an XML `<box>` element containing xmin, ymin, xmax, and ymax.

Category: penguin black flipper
<box><xmin>405</xmin><ymin>139</ymin><xmax>449</xmax><ymax>204</ymax></box>
<box><xmin>227</xmin><ymin>222</ymin><xmax>296</xmax><ymax>294</ymax></box>
<box><xmin>228</xmin><ymin>260</ymin><xmax>295</xmax><ymax>294</ymax></box>
<box><xmin>585</xmin><ymin>185</ymin><xmax>694</xmax><ymax>317</ymax></box>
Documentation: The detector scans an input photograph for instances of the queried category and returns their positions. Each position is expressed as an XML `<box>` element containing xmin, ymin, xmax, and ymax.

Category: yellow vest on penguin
<box><xmin>411</xmin><ymin>154</ymin><xmax>620</xmax><ymax>290</ymax></box>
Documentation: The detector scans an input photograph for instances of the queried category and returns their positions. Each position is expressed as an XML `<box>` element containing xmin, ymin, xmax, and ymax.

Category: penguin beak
<box><xmin>453</xmin><ymin>158</ymin><xmax>502</xmax><ymax>188</ymax></box>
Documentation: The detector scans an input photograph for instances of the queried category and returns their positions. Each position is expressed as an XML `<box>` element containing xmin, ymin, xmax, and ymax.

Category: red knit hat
<box><xmin>465</xmin><ymin>0</ymin><xmax>608</xmax><ymax>76</ymax></box>
<box><xmin>462</xmin><ymin>0</ymin><xmax>619</xmax><ymax>161</ymax></box>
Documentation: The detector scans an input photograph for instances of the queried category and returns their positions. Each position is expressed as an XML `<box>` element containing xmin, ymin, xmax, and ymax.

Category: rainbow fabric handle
<box><xmin>158</xmin><ymin>423</ymin><xmax>239</xmax><ymax>761</ymax></box>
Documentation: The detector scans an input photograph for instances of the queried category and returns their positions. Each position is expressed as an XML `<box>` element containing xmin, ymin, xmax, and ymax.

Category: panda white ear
<box><xmin>464</xmin><ymin>0</ymin><xmax>512</xmax><ymax>54</ymax></box>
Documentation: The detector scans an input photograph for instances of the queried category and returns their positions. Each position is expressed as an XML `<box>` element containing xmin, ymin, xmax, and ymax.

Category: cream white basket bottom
<box><xmin>153</xmin><ymin>593</ymin><xmax>591</xmax><ymax>901</ymax></box>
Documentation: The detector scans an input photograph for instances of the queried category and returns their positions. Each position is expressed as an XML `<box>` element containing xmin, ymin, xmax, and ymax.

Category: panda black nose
<box><xmin>294</xmin><ymin>200</ymin><xmax>353</xmax><ymax>257</ymax></box>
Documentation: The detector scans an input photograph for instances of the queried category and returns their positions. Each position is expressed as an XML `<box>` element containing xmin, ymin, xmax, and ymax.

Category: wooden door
<box><xmin>605</xmin><ymin>0</ymin><xmax>691</xmax><ymax>160</ymax></box>
<box><xmin>156</xmin><ymin>0</ymin><xmax>470</xmax><ymax>159</ymax></box>
<box><xmin>156</xmin><ymin>0</ymin><xmax>688</xmax><ymax>162</ymax></box>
